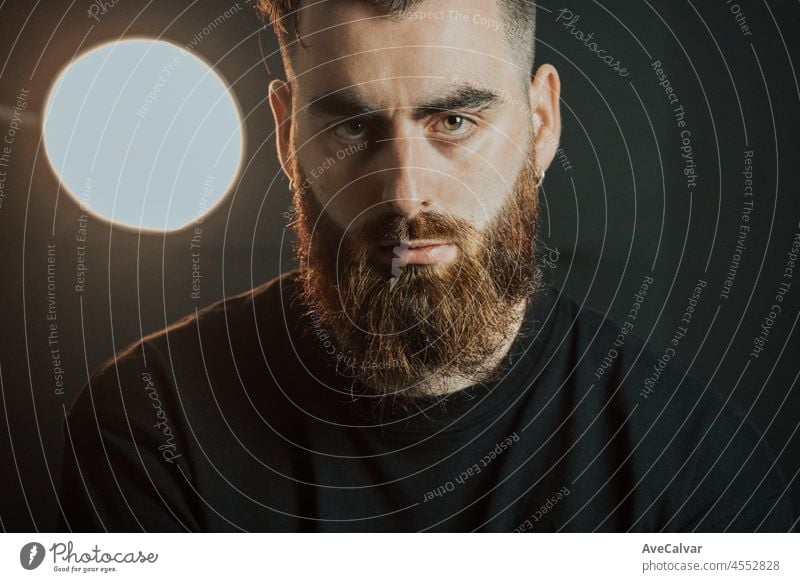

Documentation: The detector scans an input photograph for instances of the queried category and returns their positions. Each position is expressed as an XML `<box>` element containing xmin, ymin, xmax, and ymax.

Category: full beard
<box><xmin>289</xmin><ymin>140</ymin><xmax>543</xmax><ymax>409</ymax></box>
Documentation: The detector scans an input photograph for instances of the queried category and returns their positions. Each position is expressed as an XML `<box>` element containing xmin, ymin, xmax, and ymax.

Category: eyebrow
<box><xmin>307</xmin><ymin>83</ymin><xmax>504</xmax><ymax>121</ymax></box>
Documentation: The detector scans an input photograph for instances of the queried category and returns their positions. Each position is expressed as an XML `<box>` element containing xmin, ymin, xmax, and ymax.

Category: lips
<box><xmin>376</xmin><ymin>240</ymin><xmax>458</xmax><ymax>266</ymax></box>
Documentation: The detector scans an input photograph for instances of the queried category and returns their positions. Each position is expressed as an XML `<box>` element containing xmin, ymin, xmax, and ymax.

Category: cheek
<box><xmin>451</xmin><ymin>123</ymin><xmax>531</xmax><ymax>227</ymax></box>
<box><xmin>453</xmin><ymin>178</ymin><xmax>506</xmax><ymax>229</ymax></box>
<box><xmin>297</xmin><ymin>150</ymin><xmax>370</xmax><ymax>230</ymax></box>
<box><xmin>448</xmin><ymin>156</ymin><xmax>520</xmax><ymax>230</ymax></box>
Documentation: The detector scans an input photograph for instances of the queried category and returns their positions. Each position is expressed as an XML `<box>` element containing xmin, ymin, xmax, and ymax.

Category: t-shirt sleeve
<box><xmin>56</xmin><ymin>341</ymin><xmax>201</xmax><ymax>532</ymax></box>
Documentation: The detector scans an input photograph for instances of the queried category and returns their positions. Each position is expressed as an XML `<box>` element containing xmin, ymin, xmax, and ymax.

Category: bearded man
<box><xmin>58</xmin><ymin>0</ymin><xmax>792</xmax><ymax>532</ymax></box>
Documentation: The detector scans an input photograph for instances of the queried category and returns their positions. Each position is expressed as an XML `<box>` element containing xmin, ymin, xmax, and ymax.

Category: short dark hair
<box><xmin>257</xmin><ymin>0</ymin><xmax>537</xmax><ymax>74</ymax></box>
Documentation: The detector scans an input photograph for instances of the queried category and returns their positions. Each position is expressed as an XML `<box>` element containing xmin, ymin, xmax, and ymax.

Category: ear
<box><xmin>268</xmin><ymin>78</ymin><xmax>294</xmax><ymax>181</ymax></box>
<box><xmin>528</xmin><ymin>64</ymin><xmax>562</xmax><ymax>174</ymax></box>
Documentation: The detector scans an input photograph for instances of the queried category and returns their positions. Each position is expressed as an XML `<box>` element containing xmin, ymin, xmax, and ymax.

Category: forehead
<box><xmin>289</xmin><ymin>0</ymin><xmax>521</xmax><ymax>105</ymax></box>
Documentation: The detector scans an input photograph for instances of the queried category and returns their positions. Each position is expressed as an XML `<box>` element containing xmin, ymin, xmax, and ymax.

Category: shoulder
<box><xmin>67</xmin><ymin>271</ymin><xmax>301</xmax><ymax>419</ymax></box>
<box><xmin>553</xmin><ymin>289</ymin><xmax>792</xmax><ymax>530</ymax></box>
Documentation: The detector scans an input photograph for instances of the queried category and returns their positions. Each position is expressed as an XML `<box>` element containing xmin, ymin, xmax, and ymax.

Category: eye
<box><xmin>443</xmin><ymin>115</ymin><xmax>465</xmax><ymax>131</ymax></box>
<box><xmin>433</xmin><ymin>114</ymin><xmax>475</xmax><ymax>138</ymax></box>
<box><xmin>333</xmin><ymin>119</ymin><xmax>367</xmax><ymax>141</ymax></box>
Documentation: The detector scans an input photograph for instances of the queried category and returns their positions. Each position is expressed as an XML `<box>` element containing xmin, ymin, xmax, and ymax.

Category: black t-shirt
<box><xmin>56</xmin><ymin>271</ymin><xmax>793</xmax><ymax>532</ymax></box>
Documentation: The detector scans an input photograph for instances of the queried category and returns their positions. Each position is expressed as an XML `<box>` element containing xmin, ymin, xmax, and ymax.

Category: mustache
<box><xmin>351</xmin><ymin>211</ymin><xmax>478</xmax><ymax>248</ymax></box>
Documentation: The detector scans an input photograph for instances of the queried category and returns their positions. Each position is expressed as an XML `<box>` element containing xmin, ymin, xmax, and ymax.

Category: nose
<box><xmin>380</xmin><ymin>137</ymin><xmax>430</xmax><ymax>219</ymax></box>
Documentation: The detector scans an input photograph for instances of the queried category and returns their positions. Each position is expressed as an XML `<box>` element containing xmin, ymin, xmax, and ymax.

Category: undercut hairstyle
<box><xmin>256</xmin><ymin>0</ymin><xmax>537</xmax><ymax>75</ymax></box>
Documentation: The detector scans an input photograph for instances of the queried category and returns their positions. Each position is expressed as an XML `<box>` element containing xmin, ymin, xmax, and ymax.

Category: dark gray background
<box><xmin>0</xmin><ymin>0</ymin><xmax>798</xmax><ymax>531</ymax></box>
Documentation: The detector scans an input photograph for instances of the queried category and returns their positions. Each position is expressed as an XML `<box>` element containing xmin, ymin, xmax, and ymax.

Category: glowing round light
<box><xmin>43</xmin><ymin>39</ymin><xmax>243</xmax><ymax>231</ymax></box>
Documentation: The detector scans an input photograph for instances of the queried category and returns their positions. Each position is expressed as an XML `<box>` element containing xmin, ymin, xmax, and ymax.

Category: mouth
<box><xmin>375</xmin><ymin>239</ymin><xmax>459</xmax><ymax>266</ymax></box>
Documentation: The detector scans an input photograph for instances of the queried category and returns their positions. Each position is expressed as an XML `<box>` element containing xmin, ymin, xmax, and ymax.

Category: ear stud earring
<box><xmin>535</xmin><ymin>168</ymin><xmax>546</xmax><ymax>188</ymax></box>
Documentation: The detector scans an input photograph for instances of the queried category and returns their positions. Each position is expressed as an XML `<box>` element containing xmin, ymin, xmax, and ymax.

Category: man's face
<box><xmin>287</xmin><ymin>0</ymin><xmax>535</xmax><ymax>239</ymax></box>
<box><xmin>272</xmin><ymin>0</ymin><xmax>556</xmax><ymax>402</ymax></box>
